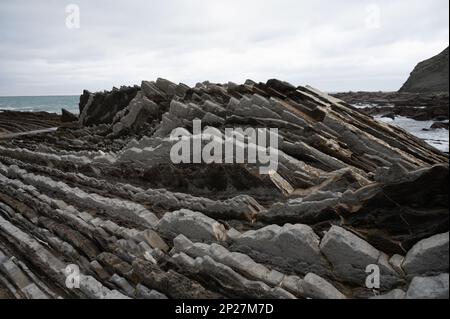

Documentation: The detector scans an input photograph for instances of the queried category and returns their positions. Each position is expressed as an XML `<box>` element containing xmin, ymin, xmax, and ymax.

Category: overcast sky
<box><xmin>0</xmin><ymin>0</ymin><xmax>448</xmax><ymax>96</ymax></box>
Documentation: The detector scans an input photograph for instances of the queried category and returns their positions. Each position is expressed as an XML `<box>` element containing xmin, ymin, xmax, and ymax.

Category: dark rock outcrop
<box><xmin>400</xmin><ymin>47</ymin><xmax>449</xmax><ymax>93</ymax></box>
<box><xmin>61</xmin><ymin>109</ymin><xmax>78</xmax><ymax>123</ymax></box>
<box><xmin>78</xmin><ymin>86</ymin><xmax>140</xmax><ymax>127</ymax></box>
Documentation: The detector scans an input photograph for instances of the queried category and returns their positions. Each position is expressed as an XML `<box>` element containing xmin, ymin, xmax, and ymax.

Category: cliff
<box><xmin>400</xmin><ymin>47</ymin><xmax>449</xmax><ymax>93</ymax></box>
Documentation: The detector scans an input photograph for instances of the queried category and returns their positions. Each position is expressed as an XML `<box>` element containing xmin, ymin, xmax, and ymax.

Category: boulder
<box><xmin>402</xmin><ymin>232</ymin><xmax>449</xmax><ymax>276</ymax></box>
<box><xmin>320</xmin><ymin>226</ymin><xmax>398</xmax><ymax>287</ymax></box>
<box><xmin>400</xmin><ymin>47</ymin><xmax>449</xmax><ymax>93</ymax></box>
<box><xmin>406</xmin><ymin>274</ymin><xmax>449</xmax><ymax>299</ymax></box>
<box><xmin>231</xmin><ymin>224</ymin><xmax>328</xmax><ymax>275</ymax></box>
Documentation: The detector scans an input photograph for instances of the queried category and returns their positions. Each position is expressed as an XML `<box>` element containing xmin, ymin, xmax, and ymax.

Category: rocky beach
<box><xmin>0</xmin><ymin>78</ymin><xmax>448</xmax><ymax>299</ymax></box>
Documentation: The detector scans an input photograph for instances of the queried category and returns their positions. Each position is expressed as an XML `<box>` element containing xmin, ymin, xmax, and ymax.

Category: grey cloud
<box><xmin>0</xmin><ymin>0</ymin><xmax>448</xmax><ymax>95</ymax></box>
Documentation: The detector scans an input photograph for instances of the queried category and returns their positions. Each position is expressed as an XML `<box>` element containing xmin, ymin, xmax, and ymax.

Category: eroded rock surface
<box><xmin>0</xmin><ymin>78</ymin><xmax>448</xmax><ymax>299</ymax></box>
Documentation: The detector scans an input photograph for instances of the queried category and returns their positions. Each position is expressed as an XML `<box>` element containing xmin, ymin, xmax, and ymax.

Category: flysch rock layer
<box><xmin>0</xmin><ymin>78</ymin><xmax>448</xmax><ymax>299</ymax></box>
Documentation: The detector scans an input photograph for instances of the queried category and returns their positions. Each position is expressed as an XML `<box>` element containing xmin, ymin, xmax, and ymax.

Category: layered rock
<box><xmin>333</xmin><ymin>91</ymin><xmax>449</xmax><ymax>122</ymax></box>
<box><xmin>0</xmin><ymin>78</ymin><xmax>448</xmax><ymax>299</ymax></box>
<box><xmin>0</xmin><ymin>111</ymin><xmax>60</xmax><ymax>136</ymax></box>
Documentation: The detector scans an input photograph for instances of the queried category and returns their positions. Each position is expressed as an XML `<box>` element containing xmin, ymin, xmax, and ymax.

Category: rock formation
<box><xmin>0</xmin><ymin>111</ymin><xmax>61</xmax><ymax>136</ymax></box>
<box><xmin>0</xmin><ymin>78</ymin><xmax>448</xmax><ymax>299</ymax></box>
<box><xmin>333</xmin><ymin>91</ymin><xmax>449</xmax><ymax>122</ymax></box>
<box><xmin>400</xmin><ymin>47</ymin><xmax>449</xmax><ymax>93</ymax></box>
<box><xmin>61</xmin><ymin>109</ymin><xmax>78</xmax><ymax>123</ymax></box>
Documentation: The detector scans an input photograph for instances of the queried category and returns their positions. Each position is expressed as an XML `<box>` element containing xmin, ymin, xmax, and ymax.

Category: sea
<box><xmin>0</xmin><ymin>95</ymin><xmax>79</xmax><ymax>114</ymax></box>
<box><xmin>353</xmin><ymin>104</ymin><xmax>449</xmax><ymax>153</ymax></box>
<box><xmin>0</xmin><ymin>96</ymin><xmax>448</xmax><ymax>152</ymax></box>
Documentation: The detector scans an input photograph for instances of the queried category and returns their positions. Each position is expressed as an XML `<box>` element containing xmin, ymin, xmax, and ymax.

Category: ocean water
<box><xmin>0</xmin><ymin>95</ymin><xmax>79</xmax><ymax>114</ymax></box>
<box><xmin>376</xmin><ymin>116</ymin><xmax>449</xmax><ymax>153</ymax></box>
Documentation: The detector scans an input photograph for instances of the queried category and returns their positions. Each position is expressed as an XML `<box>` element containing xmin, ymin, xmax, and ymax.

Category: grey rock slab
<box><xmin>406</xmin><ymin>274</ymin><xmax>449</xmax><ymax>299</ymax></box>
<box><xmin>231</xmin><ymin>224</ymin><xmax>328</xmax><ymax>275</ymax></box>
<box><xmin>403</xmin><ymin>232</ymin><xmax>449</xmax><ymax>276</ymax></box>
<box><xmin>156</xmin><ymin>209</ymin><xmax>227</xmax><ymax>243</ymax></box>
<box><xmin>320</xmin><ymin>226</ymin><xmax>398</xmax><ymax>287</ymax></box>
<box><xmin>301</xmin><ymin>273</ymin><xmax>347</xmax><ymax>299</ymax></box>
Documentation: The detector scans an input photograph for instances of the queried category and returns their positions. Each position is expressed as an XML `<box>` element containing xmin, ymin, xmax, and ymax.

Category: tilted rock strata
<box><xmin>0</xmin><ymin>111</ymin><xmax>61</xmax><ymax>136</ymax></box>
<box><xmin>332</xmin><ymin>91</ymin><xmax>449</xmax><ymax>122</ymax></box>
<box><xmin>0</xmin><ymin>78</ymin><xmax>448</xmax><ymax>299</ymax></box>
<box><xmin>400</xmin><ymin>47</ymin><xmax>449</xmax><ymax>93</ymax></box>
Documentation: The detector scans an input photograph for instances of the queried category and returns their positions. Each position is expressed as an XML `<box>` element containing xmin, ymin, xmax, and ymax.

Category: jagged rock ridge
<box><xmin>0</xmin><ymin>78</ymin><xmax>448</xmax><ymax>299</ymax></box>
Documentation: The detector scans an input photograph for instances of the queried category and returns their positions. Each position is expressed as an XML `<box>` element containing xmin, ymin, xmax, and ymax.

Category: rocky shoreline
<box><xmin>0</xmin><ymin>79</ymin><xmax>448</xmax><ymax>299</ymax></box>
<box><xmin>332</xmin><ymin>91</ymin><xmax>449</xmax><ymax>124</ymax></box>
<box><xmin>0</xmin><ymin>111</ymin><xmax>61</xmax><ymax>136</ymax></box>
